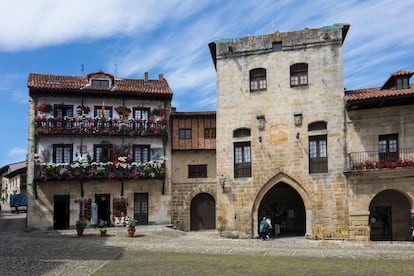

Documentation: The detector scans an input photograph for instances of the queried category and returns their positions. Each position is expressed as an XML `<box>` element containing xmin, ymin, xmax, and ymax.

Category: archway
<box><xmin>258</xmin><ymin>182</ymin><xmax>306</xmax><ymax>237</ymax></box>
<box><xmin>190</xmin><ymin>193</ymin><xmax>216</xmax><ymax>230</ymax></box>
<box><xmin>369</xmin><ymin>189</ymin><xmax>412</xmax><ymax>241</ymax></box>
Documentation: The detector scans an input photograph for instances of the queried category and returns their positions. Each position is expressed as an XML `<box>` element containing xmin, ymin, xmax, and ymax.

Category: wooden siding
<box><xmin>172</xmin><ymin>114</ymin><xmax>216</xmax><ymax>150</ymax></box>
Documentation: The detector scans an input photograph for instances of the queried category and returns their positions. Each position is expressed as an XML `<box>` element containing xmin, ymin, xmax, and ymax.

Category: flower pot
<box><xmin>100</xmin><ymin>230</ymin><xmax>107</xmax><ymax>237</ymax></box>
<box><xmin>127</xmin><ymin>228</ymin><xmax>135</xmax><ymax>237</ymax></box>
<box><xmin>77</xmin><ymin>227</ymin><xmax>84</xmax><ymax>237</ymax></box>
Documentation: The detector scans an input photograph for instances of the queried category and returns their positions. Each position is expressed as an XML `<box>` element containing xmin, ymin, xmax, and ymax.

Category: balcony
<box><xmin>34</xmin><ymin>116</ymin><xmax>168</xmax><ymax>137</ymax></box>
<box><xmin>346</xmin><ymin>148</ymin><xmax>414</xmax><ymax>172</ymax></box>
<box><xmin>34</xmin><ymin>159</ymin><xmax>165</xmax><ymax>182</ymax></box>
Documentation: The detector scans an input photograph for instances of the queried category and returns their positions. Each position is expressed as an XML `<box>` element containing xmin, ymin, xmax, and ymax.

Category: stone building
<box><xmin>207</xmin><ymin>23</ymin><xmax>414</xmax><ymax>240</ymax></box>
<box><xmin>25</xmin><ymin>23</ymin><xmax>414</xmax><ymax>241</ymax></box>
<box><xmin>345</xmin><ymin>70</ymin><xmax>414</xmax><ymax>241</ymax></box>
<box><xmin>170</xmin><ymin>111</ymin><xmax>217</xmax><ymax>231</ymax></box>
<box><xmin>27</xmin><ymin>71</ymin><xmax>172</xmax><ymax>230</ymax></box>
<box><xmin>0</xmin><ymin>161</ymin><xmax>27</xmax><ymax>203</ymax></box>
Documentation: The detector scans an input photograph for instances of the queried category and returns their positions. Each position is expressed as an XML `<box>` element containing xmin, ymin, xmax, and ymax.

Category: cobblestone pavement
<box><xmin>0</xmin><ymin>203</ymin><xmax>413</xmax><ymax>275</ymax></box>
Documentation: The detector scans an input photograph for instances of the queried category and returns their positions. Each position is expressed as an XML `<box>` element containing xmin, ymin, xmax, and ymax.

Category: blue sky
<box><xmin>0</xmin><ymin>0</ymin><xmax>413</xmax><ymax>167</ymax></box>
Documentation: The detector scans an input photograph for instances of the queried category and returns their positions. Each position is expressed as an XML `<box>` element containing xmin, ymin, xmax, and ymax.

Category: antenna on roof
<box><xmin>272</xmin><ymin>18</ymin><xmax>275</xmax><ymax>32</ymax></box>
<box><xmin>81</xmin><ymin>64</ymin><xmax>84</xmax><ymax>76</ymax></box>
<box><xmin>114</xmin><ymin>63</ymin><xmax>117</xmax><ymax>79</ymax></box>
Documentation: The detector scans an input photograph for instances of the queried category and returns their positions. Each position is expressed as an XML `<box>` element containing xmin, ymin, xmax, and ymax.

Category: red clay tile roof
<box><xmin>28</xmin><ymin>72</ymin><xmax>173</xmax><ymax>96</ymax></box>
<box><xmin>345</xmin><ymin>84</ymin><xmax>414</xmax><ymax>102</ymax></box>
<box><xmin>346</xmin><ymin>70</ymin><xmax>414</xmax><ymax>102</ymax></box>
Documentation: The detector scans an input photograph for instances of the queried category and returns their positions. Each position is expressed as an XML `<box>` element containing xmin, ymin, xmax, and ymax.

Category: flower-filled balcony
<box><xmin>34</xmin><ymin>115</ymin><xmax>168</xmax><ymax>137</ymax></box>
<box><xmin>34</xmin><ymin>157</ymin><xmax>166</xmax><ymax>182</ymax></box>
<box><xmin>346</xmin><ymin>148</ymin><xmax>414</xmax><ymax>172</ymax></box>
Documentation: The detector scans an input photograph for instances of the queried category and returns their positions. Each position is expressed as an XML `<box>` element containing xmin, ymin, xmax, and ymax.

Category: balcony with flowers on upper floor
<box><xmin>34</xmin><ymin>116</ymin><xmax>167</xmax><ymax>137</ymax></box>
<box><xmin>34</xmin><ymin>156</ymin><xmax>166</xmax><ymax>182</ymax></box>
<box><xmin>345</xmin><ymin>148</ymin><xmax>414</xmax><ymax>173</ymax></box>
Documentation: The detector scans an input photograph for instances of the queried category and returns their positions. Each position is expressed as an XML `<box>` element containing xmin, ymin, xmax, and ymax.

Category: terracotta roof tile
<box><xmin>28</xmin><ymin>72</ymin><xmax>173</xmax><ymax>96</ymax></box>
<box><xmin>345</xmin><ymin>84</ymin><xmax>414</xmax><ymax>102</ymax></box>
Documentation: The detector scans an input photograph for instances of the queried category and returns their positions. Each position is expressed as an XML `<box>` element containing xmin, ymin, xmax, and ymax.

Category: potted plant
<box><xmin>97</xmin><ymin>219</ymin><xmax>108</xmax><ymax>236</ymax></box>
<box><xmin>127</xmin><ymin>218</ymin><xmax>137</xmax><ymax>237</ymax></box>
<box><xmin>76</xmin><ymin>217</ymin><xmax>88</xmax><ymax>236</ymax></box>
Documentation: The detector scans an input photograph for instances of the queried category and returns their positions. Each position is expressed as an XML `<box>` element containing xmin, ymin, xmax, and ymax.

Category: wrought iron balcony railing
<box><xmin>34</xmin><ymin>116</ymin><xmax>167</xmax><ymax>137</ymax></box>
<box><xmin>34</xmin><ymin>160</ymin><xmax>165</xmax><ymax>181</ymax></box>
<box><xmin>346</xmin><ymin>148</ymin><xmax>414</xmax><ymax>172</ymax></box>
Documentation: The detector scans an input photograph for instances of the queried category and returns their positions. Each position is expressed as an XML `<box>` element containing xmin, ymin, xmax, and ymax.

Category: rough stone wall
<box><xmin>346</xmin><ymin>105</ymin><xmax>414</xmax><ymax>234</ymax></box>
<box><xmin>215</xmin><ymin>27</ymin><xmax>348</xmax><ymax>237</ymax></box>
<box><xmin>171</xmin><ymin>150</ymin><xmax>217</xmax><ymax>231</ymax></box>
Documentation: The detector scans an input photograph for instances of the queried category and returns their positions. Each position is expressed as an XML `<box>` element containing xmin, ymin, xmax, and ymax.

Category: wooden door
<box><xmin>134</xmin><ymin>193</ymin><xmax>148</xmax><ymax>225</ymax></box>
<box><xmin>190</xmin><ymin>193</ymin><xmax>215</xmax><ymax>230</ymax></box>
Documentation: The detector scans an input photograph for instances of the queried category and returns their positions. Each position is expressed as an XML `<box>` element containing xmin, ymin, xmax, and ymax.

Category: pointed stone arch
<box><xmin>251</xmin><ymin>172</ymin><xmax>312</xmax><ymax>238</ymax></box>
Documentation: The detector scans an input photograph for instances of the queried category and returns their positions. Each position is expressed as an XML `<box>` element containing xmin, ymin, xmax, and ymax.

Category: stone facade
<box><xmin>209</xmin><ymin>24</ymin><xmax>351</xmax><ymax>238</ymax></box>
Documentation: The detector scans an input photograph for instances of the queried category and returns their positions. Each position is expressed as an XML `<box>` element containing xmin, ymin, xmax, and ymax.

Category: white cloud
<box><xmin>0</xmin><ymin>0</ymin><xmax>208</xmax><ymax>52</ymax></box>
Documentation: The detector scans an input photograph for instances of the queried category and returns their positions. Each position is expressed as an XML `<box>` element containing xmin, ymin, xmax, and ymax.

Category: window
<box><xmin>133</xmin><ymin>107</ymin><xmax>150</xmax><ymax>121</ymax></box>
<box><xmin>54</xmin><ymin>104</ymin><xmax>73</xmax><ymax>127</ymax></box>
<box><xmin>272</xmin><ymin>41</ymin><xmax>282</xmax><ymax>52</ymax></box>
<box><xmin>94</xmin><ymin>144</ymin><xmax>112</xmax><ymax>163</ymax></box>
<box><xmin>53</xmin><ymin>144</ymin><xmax>72</xmax><ymax>163</ymax></box>
<box><xmin>379</xmin><ymin>134</ymin><xmax>398</xmax><ymax>161</ymax></box>
<box><xmin>250</xmin><ymin>68</ymin><xmax>267</xmax><ymax>91</ymax></box>
<box><xmin>234</xmin><ymin>142</ymin><xmax>251</xmax><ymax>178</ymax></box>
<box><xmin>94</xmin><ymin>105</ymin><xmax>112</xmax><ymax>118</ymax></box>
<box><xmin>133</xmin><ymin>145</ymin><xmax>150</xmax><ymax>163</ymax></box>
<box><xmin>179</xmin><ymin>128</ymin><xmax>192</xmax><ymax>139</ymax></box>
<box><xmin>308</xmin><ymin>121</ymin><xmax>327</xmax><ymax>131</ymax></box>
<box><xmin>290</xmin><ymin>63</ymin><xmax>308</xmax><ymax>87</ymax></box>
<box><xmin>233</xmin><ymin>128</ymin><xmax>251</xmax><ymax>138</ymax></box>
<box><xmin>92</xmin><ymin>79</ymin><xmax>110</xmax><ymax>87</ymax></box>
<box><xmin>396</xmin><ymin>77</ymin><xmax>409</xmax><ymax>89</ymax></box>
<box><xmin>309</xmin><ymin>135</ymin><xmax>327</xmax><ymax>173</ymax></box>
<box><xmin>204</xmin><ymin>128</ymin><xmax>216</xmax><ymax>139</ymax></box>
<box><xmin>188</xmin><ymin>165</ymin><xmax>207</xmax><ymax>178</ymax></box>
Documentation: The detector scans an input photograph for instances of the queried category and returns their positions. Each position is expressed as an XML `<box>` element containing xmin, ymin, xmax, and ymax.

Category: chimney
<box><xmin>144</xmin><ymin>72</ymin><xmax>148</xmax><ymax>81</ymax></box>
<box><xmin>158</xmin><ymin>73</ymin><xmax>164</xmax><ymax>80</ymax></box>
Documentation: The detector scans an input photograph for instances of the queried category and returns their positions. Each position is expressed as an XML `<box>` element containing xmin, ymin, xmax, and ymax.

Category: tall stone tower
<box><xmin>209</xmin><ymin>24</ymin><xmax>350</xmax><ymax>238</ymax></box>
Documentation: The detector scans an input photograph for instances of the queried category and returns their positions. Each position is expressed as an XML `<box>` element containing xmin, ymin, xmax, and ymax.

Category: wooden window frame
<box><xmin>93</xmin><ymin>143</ymin><xmax>113</xmax><ymax>163</ymax></box>
<box><xmin>188</xmin><ymin>164</ymin><xmax>208</xmax><ymax>178</ymax></box>
<box><xmin>309</xmin><ymin>135</ymin><xmax>328</xmax><ymax>173</ymax></box>
<box><xmin>250</xmin><ymin>68</ymin><xmax>267</xmax><ymax>92</ymax></box>
<box><xmin>133</xmin><ymin>145</ymin><xmax>151</xmax><ymax>163</ymax></box>
<box><xmin>234</xmin><ymin>142</ymin><xmax>251</xmax><ymax>178</ymax></box>
<box><xmin>379</xmin><ymin>134</ymin><xmax>399</xmax><ymax>162</ymax></box>
<box><xmin>179</xmin><ymin>128</ymin><xmax>192</xmax><ymax>139</ymax></box>
<box><xmin>204</xmin><ymin>128</ymin><xmax>216</xmax><ymax>139</ymax></box>
<box><xmin>53</xmin><ymin>144</ymin><xmax>73</xmax><ymax>163</ymax></box>
<box><xmin>290</xmin><ymin>63</ymin><xmax>308</xmax><ymax>87</ymax></box>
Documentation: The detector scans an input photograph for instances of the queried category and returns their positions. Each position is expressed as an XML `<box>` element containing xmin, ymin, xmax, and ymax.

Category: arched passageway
<box><xmin>369</xmin><ymin>189</ymin><xmax>412</xmax><ymax>241</ymax></box>
<box><xmin>258</xmin><ymin>182</ymin><xmax>306</xmax><ymax>237</ymax></box>
<box><xmin>190</xmin><ymin>193</ymin><xmax>216</xmax><ymax>231</ymax></box>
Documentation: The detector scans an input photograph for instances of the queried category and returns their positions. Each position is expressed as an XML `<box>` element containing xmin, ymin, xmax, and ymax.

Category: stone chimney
<box><xmin>144</xmin><ymin>72</ymin><xmax>148</xmax><ymax>81</ymax></box>
<box><xmin>158</xmin><ymin>73</ymin><xmax>164</xmax><ymax>80</ymax></box>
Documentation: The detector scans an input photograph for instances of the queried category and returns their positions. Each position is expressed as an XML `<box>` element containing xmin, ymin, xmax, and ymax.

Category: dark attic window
<box><xmin>396</xmin><ymin>77</ymin><xmax>409</xmax><ymax>89</ymax></box>
<box><xmin>92</xmin><ymin>79</ymin><xmax>110</xmax><ymax>87</ymax></box>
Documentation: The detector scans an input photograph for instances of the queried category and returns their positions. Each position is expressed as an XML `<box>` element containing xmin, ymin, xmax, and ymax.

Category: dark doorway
<box><xmin>95</xmin><ymin>193</ymin><xmax>111</xmax><ymax>226</ymax></box>
<box><xmin>369</xmin><ymin>189</ymin><xmax>411</xmax><ymax>241</ymax></box>
<box><xmin>258</xmin><ymin>183</ymin><xmax>306</xmax><ymax>236</ymax></box>
<box><xmin>54</xmin><ymin>195</ymin><xmax>70</xmax><ymax>229</ymax></box>
<box><xmin>134</xmin><ymin>193</ymin><xmax>148</xmax><ymax>225</ymax></box>
<box><xmin>190</xmin><ymin>193</ymin><xmax>216</xmax><ymax>230</ymax></box>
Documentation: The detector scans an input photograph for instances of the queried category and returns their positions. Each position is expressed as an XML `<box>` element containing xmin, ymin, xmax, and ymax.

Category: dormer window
<box><xmin>396</xmin><ymin>77</ymin><xmax>409</xmax><ymax>89</ymax></box>
<box><xmin>381</xmin><ymin>70</ymin><xmax>414</xmax><ymax>90</ymax></box>
<box><xmin>92</xmin><ymin>79</ymin><xmax>110</xmax><ymax>87</ymax></box>
<box><xmin>87</xmin><ymin>71</ymin><xmax>114</xmax><ymax>89</ymax></box>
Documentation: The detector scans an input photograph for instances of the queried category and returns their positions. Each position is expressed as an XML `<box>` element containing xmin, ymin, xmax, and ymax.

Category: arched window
<box><xmin>290</xmin><ymin>63</ymin><xmax>308</xmax><ymax>87</ymax></box>
<box><xmin>233</xmin><ymin>128</ymin><xmax>251</xmax><ymax>138</ymax></box>
<box><xmin>250</xmin><ymin>68</ymin><xmax>267</xmax><ymax>91</ymax></box>
<box><xmin>308</xmin><ymin>121</ymin><xmax>327</xmax><ymax>131</ymax></box>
